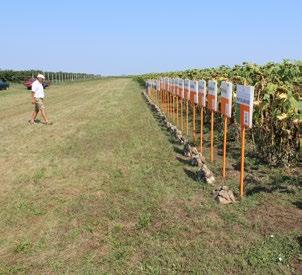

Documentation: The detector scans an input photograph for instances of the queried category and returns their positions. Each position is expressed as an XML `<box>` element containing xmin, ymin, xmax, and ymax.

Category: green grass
<box><xmin>0</xmin><ymin>78</ymin><xmax>301</xmax><ymax>274</ymax></box>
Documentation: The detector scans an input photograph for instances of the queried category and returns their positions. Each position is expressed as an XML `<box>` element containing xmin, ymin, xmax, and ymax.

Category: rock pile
<box><xmin>190</xmin><ymin>153</ymin><xmax>205</xmax><ymax>167</ymax></box>
<box><xmin>212</xmin><ymin>186</ymin><xmax>236</xmax><ymax>204</ymax></box>
<box><xmin>196</xmin><ymin>163</ymin><xmax>215</xmax><ymax>185</ymax></box>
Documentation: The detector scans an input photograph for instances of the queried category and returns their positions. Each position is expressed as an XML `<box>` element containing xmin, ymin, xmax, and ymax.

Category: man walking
<box><xmin>29</xmin><ymin>74</ymin><xmax>52</xmax><ymax>125</ymax></box>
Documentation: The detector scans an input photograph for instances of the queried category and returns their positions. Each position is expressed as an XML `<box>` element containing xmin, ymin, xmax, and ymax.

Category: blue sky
<box><xmin>1</xmin><ymin>0</ymin><xmax>301</xmax><ymax>75</ymax></box>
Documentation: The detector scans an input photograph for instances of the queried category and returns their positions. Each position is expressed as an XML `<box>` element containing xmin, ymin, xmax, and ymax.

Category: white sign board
<box><xmin>189</xmin><ymin>80</ymin><xmax>198</xmax><ymax>103</ymax></box>
<box><xmin>207</xmin><ymin>80</ymin><xmax>217</xmax><ymax>111</ymax></box>
<box><xmin>236</xmin><ymin>85</ymin><xmax>254</xmax><ymax>128</ymax></box>
<box><xmin>178</xmin><ymin>79</ymin><xmax>184</xmax><ymax>98</ymax></box>
<box><xmin>198</xmin><ymin>80</ymin><xmax>206</xmax><ymax>107</ymax></box>
<box><xmin>220</xmin><ymin>81</ymin><xmax>233</xmax><ymax>118</ymax></box>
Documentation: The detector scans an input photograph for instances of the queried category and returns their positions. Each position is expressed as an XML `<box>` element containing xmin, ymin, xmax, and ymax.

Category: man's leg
<box><xmin>30</xmin><ymin>107</ymin><xmax>39</xmax><ymax>124</ymax></box>
<box><xmin>40</xmin><ymin>108</ymin><xmax>49</xmax><ymax>123</ymax></box>
<box><xmin>33</xmin><ymin>110</ymin><xmax>39</xmax><ymax>121</ymax></box>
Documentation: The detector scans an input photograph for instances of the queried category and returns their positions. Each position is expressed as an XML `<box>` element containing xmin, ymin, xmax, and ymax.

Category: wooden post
<box><xmin>222</xmin><ymin>116</ymin><xmax>228</xmax><ymax>178</ymax></box>
<box><xmin>200</xmin><ymin>106</ymin><xmax>203</xmax><ymax>154</ymax></box>
<box><xmin>210</xmin><ymin>110</ymin><xmax>214</xmax><ymax>162</ymax></box>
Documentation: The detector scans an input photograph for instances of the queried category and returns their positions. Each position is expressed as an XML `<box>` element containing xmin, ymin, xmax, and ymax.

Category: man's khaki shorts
<box><xmin>34</xmin><ymin>98</ymin><xmax>45</xmax><ymax>112</ymax></box>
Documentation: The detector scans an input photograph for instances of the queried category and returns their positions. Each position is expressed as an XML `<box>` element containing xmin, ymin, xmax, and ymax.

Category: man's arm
<box><xmin>31</xmin><ymin>92</ymin><xmax>35</xmax><ymax>104</ymax></box>
<box><xmin>31</xmin><ymin>81</ymin><xmax>37</xmax><ymax>104</ymax></box>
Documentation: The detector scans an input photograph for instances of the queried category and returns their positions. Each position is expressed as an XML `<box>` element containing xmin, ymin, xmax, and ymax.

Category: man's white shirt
<box><xmin>32</xmin><ymin>80</ymin><xmax>44</xmax><ymax>98</ymax></box>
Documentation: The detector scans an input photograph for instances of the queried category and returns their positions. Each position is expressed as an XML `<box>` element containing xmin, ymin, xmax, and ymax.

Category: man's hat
<box><xmin>37</xmin><ymin>74</ymin><xmax>45</xmax><ymax>79</ymax></box>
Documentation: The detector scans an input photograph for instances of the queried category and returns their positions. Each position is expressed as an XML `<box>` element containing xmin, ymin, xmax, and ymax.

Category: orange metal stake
<box><xmin>170</xmin><ymin>93</ymin><xmax>172</xmax><ymax>119</ymax></box>
<box><xmin>176</xmin><ymin>97</ymin><xmax>179</xmax><ymax>127</ymax></box>
<box><xmin>200</xmin><ymin>106</ymin><xmax>203</xmax><ymax>154</ymax></box>
<box><xmin>171</xmin><ymin>95</ymin><xmax>173</xmax><ymax>121</ymax></box>
<box><xmin>160</xmin><ymin>91</ymin><xmax>163</xmax><ymax>111</ymax></box>
<box><xmin>171</xmin><ymin>94</ymin><xmax>173</xmax><ymax>120</ymax></box>
<box><xmin>172</xmin><ymin>96</ymin><xmax>175</xmax><ymax>122</ymax></box>
<box><xmin>222</xmin><ymin>116</ymin><xmax>228</xmax><ymax>178</ymax></box>
<box><xmin>210</xmin><ymin>110</ymin><xmax>214</xmax><ymax>162</ymax></box>
<box><xmin>165</xmin><ymin>91</ymin><xmax>167</xmax><ymax>114</ymax></box>
<box><xmin>180</xmin><ymin>100</ymin><xmax>183</xmax><ymax>131</ymax></box>
<box><xmin>163</xmin><ymin>91</ymin><xmax>165</xmax><ymax>111</ymax></box>
<box><xmin>186</xmin><ymin>100</ymin><xmax>189</xmax><ymax>136</ymax></box>
<box><xmin>240</xmin><ymin>126</ymin><xmax>246</xmax><ymax>197</ymax></box>
<box><xmin>162</xmin><ymin>90</ymin><xmax>164</xmax><ymax>113</ymax></box>
<box><xmin>168</xmin><ymin>92</ymin><xmax>170</xmax><ymax>116</ymax></box>
<box><xmin>167</xmin><ymin>92</ymin><xmax>170</xmax><ymax>118</ymax></box>
<box><xmin>193</xmin><ymin>104</ymin><xmax>196</xmax><ymax>143</ymax></box>
<box><xmin>174</xmin><ymin>96</ymin><xmax>176</xmax><ymax>123</ymax></box>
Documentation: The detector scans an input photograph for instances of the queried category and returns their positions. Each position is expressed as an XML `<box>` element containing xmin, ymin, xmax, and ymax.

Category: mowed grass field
<box><xmin>0</xmin><ymin>78</ymin><xmax>301</xmax><ymax>274</ymax></box>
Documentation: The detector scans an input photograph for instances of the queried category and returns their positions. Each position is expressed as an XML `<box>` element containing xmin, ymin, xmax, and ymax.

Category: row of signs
<box><xmin>146</xmin><ymin>78</ymin><xmax>254</xmax><ymax>128</ymax></box>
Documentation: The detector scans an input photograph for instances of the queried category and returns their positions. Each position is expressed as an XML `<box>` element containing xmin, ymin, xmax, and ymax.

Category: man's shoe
<box><xmin>28</xmin><ymin>120</ymin><xmax>35</xmax><ymax>125</ymax></box>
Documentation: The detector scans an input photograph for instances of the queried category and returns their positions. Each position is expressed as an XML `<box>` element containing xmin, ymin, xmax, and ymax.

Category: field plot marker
<box><xmin>168</xmin><ymin>79</ymin><xmax>170</xmax><ymax>118</ymax></box>
<box><xmin>200</xmin><ymin>107</ymin><xmax>204</xmax><ymax>152</ymax></box>
<box><xmin>170</xmin><ymin>92</ymin><xmax>172</xmax><ymax>119</ymax></box>
<box><xmin>155</xmin><ymin>80</ymin><xmax>160</xmax><ymax>108</ymax></box>
<box><xmin>184</xmin><ymin>79</ymin><xmax>190</xmax><ymax>136</ymax></box>
<box><xmin>176</xmin><ymin>96</ymin><xmax>179</xmax><ymax>127</ymax></box>
<box><xmin>207</xmin><ymin>80</ymin><xmax>218</xmax><ymax>162</ymax></box>
<box><xmin>210</xmin><ymin>111</ymin><xmax>214</xmax><ymax>161</ymax></box>
<box><xmin>165</xmin><ymin>89</ymin><xmax>168</xmax><ymax>114</ymax></box>
<box><xmin>186</xmin><ymin>101</ymin><xmax>189</xmax><ymax>135</ymax></box>
<box><xmin>161</xmin><ymin>88</ymin><xmax>164</xmax><ymax>112</ymax></box>
<box><xmin>172</xmin><ymin>93</ymin><xmax>175</xmax><ymax>122</ymax></box>
<box><xmin>193</xmin><ymin>104</ymin><xmax>196</xmax><ymax>142</ymax></box>
<box><xmin>181</xmin><ymin>100</ymin><xmax>183</xmax><ymax>131</ymax></box>
<box><xmin>198</xmin><ymin>80</ymin><xmax>206</xmax><ymax>154</ymax></box>
<box><xmin>236</xmin><ymin>84</ymin><xmax>254</xmax><ymax>197</ymax></box>
<box><xmin>179</xmin><ymin>79</ymin><xmax>184</xmax><ymax>131</ymax></box>
<box><xmin>171</xmin><ymin>79</ymin><xmax>174</xmax><ymax>121</ymax></box>
<box><xmin>220</xmin><ymin>81</ymin><xmax>233</xmax><ymax>178</ymax></box>
<box><xmin>170</xmin><ymin>85</ymin><xmax>173</xmax><ymax>119</ymax></box>
<box><xmin>190</xmin><ymin>80</ymin><xmax>198</xmax><ymax>143</ymax></box>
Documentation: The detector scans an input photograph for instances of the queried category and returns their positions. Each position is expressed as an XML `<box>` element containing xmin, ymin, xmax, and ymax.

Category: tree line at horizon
<box><xmin>0</xmin><ymin>69</ymin><xmax>100</xmax><ymax>83</ymax></box>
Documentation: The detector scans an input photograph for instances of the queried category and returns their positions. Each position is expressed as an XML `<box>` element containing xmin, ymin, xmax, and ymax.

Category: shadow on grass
<box><xmin>176</xmin><ymin>156</ymin><xmax>191</xmax><ymax>165</ymax></box>
<box><xmin>245</xmin><ymin>173</ymin><xmax>301</xmax><ymax>196</ymax></box>
<box><xmin>184</xmin><ymin>168</ymin><xmax>197</xmax><ymax>181</ymax></box>
<box><xmin>173</xmin><ymin>146</ymin><xmax>183</xmax><ymax>155</ymax></box>
<box><xmin>297</xmin><ymin>236</ymin><xmax>302</xmax><ymax>247</ymax></box>
<box><xmin>293</xmin><ymin>201</ymin><xmax>302</xmax><ymax>209</ymax></box>
<box><xmin>246</xmin><ymin>186</ymin><xmax>271</xmax><ymax>196</ymax></box>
